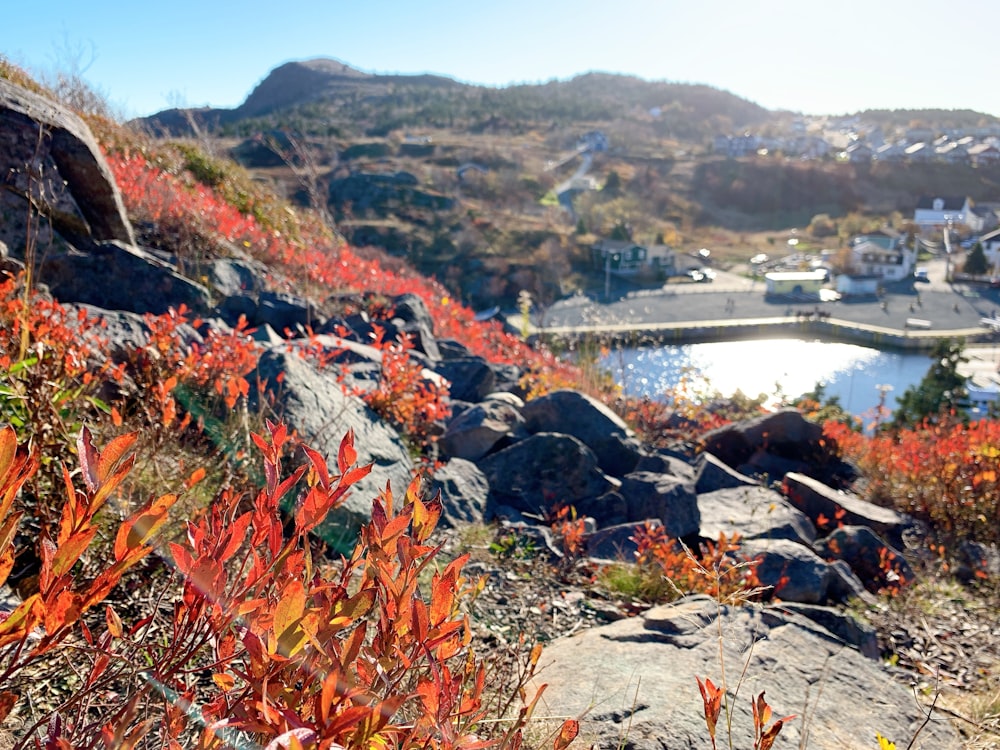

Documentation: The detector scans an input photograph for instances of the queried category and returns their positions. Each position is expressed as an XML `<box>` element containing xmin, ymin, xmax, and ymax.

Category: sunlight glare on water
<box><xmin>602</xmin><ymin>339</ymin><xmax>926</xmax><ymax>416</ymax></box>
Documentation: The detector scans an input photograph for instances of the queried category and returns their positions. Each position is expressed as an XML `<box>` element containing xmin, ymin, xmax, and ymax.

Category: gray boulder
<box><xmin>784</xmin><ymin>472</ymin><xmax>916</xmax><ymax>548</ymax></box>
<box><xmin>522</xmin><ymin>389</ymin><xmax>645</xmax><ymax>477</ymax></box>
<box><xmin>816</xmin><ymin>525</ymin><xmax>915</xmax><ymax>593</ymax></box>
<box><xmin>740</xmin><ymin>537</ymin><xmax>832</xmax><ymax>604</ymax></box>
<box><xmin>40</xmin><ymin>241</ymin><xmax>211</xmax><ymax>315</ymax></box>
<box><xmin>208</xmin><ymin>257</ymin><xmax>268</xmax><ymax>298</ymax></box>
<box><xmin>585</xmin><ymin>519</ymin><xmax>651</xmax><ymax>562</ymax></box>
<box><xmin>439</xmin><ymin>399</ymin><xmax>527</xmax><ymax>461</ymax></box>
<box><xmin>0</xmin><ymin>78</ymin><xmax>134</xmax><ymax>250</ymax></box>
<box><xmin>426</xmin><ymin>458</ymin><xmax>489</xmax><ymax>528</ymax></box>
<box><xmin>633</xmin><ymin>451</ymin><xmax>695</xmax><ymax>482</ymax></box>
<box><xmin>694</xmin><ymin>451</ymin><xmax>759</xmax><ymax>494</ymax></box>
<box><xmin>619</xmin><ymin>472</ymin><xmax>699</xmax><ymax>539</ymax></box>
<box><xmin>776</xmin><ymin>602</ymin><xmax>879</xmax><ymax>660</ymax></box>
<box><xmin>535</xmin><ymin>595</ymin><xmax>959</xmax><ymax>750</ymax></box>
<box><xmin>390</xmin><ymin>293</ymin><xmax>440</xmax><ymax>360</ymax></box>
<box><xmin>66</xmin><ymin>304</ymin><xmax>152</xmax><ymax>362</ymax></box>
<box><xmin>698</xmin><ymin>486</ymin><xmax>816</xmax><ymax>546</ymax></box>
<box><xmin>700</xmin><ymin>409</ymin><xmax>848</xmax><ymax>484</ymax></box>
<box><xmin>256</xmin><ymin>290</ymin><xmax>319</xmax><ymax>335</ymax></box>
<box><xmin>253</xmin><ymin>346</ymin><xmax>414</xmax><ymax>552</ymax></box>
<box><xmin>478</xmin><ymin>433</ymin><xmax>617</xmax><ymax>519</ymax></box>
<box><xmin>434</xmin><ymin>357</ymin><xmax>496</xmax><ymax>403</ymax></box>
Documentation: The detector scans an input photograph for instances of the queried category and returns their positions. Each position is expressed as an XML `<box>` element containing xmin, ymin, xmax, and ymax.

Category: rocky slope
<box><xmin>0</xmin><ymin>76</ymin><xmax>980</xmax><ymax>748</ymax></box>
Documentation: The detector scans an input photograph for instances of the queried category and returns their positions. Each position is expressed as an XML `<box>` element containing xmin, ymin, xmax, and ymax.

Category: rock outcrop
<box><xmin>0</xmin><ymin>78</ymin><xmax>135</xmax><ymax>250</ymax></box>
<box><xmin>534</xmin><ymin>595</ymin><xmax>959</xmax><ymax>750</ymax></box>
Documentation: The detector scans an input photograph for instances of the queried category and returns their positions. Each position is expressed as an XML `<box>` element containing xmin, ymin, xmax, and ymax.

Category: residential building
<box><xmin>844</xmin><ymin>142</ymin><xmax>873</xmax><ymax>162</ymax></box>
<box><xmin>592</xmin><ymin>240</ymin><xmax>676</xmax><ymax>278</ymax></box>
<box><xmin>969</xmin><ymin>143</ymin><xmax>1000</xmax><ymax>166</ymax></box>
<box><xmin>905</xmin><ymin>143</ymin><xmax>932</xmax><ymax>162</ymax></box>
<box><xmin>850</xmin><ymin>230</ymin><xmax>917</xmax><ymax>281</ymax></box>
<box><xmin>913</xmin><ymin>195</ymin><xmax>976</xmax><ymax>231</ymax></box>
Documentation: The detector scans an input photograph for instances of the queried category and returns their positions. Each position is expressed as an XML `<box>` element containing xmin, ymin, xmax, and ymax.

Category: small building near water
<box><xmin>836</xmin><ymin>273</ymin><xmax>880</xmax><ymax>297</ymax></box>
<box><xmin>764</xmin><ymin>270</ymin><xmax>826</xmax><ymax>296</ymax></box>
<box><xmin>592</xmin><ymin>240</ymin><xmax>676</xmax><ymax>279</ymax></box>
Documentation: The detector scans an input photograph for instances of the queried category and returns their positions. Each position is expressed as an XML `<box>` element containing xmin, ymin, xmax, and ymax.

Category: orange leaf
<box><xmin>0</xmin><ymin>594</ymin><xmax>41</xmax><ymax>649</ymax></box>
<box><xmin>105</xmin><ymin>605</ymin><xmax>123</xmax><ymax>638</ymax></box>
<box><xmin>429</xmin><ymin>569</ymin><xmax>457</xmax><ymax>627</ymax></box>
<box><xmin>50</xmin><ymin>527</ymin><xmax>97</xmax><ymax>579</ymax></box>
<box><xmin>43</xmin><ymin>589</ymin><xmax>83</xmax><ymax>634</ymax></box>
<box><xmin>95</xmin><ymin>431</ymin><xmax>138</xmax><ymax>487</ymax></box>
<box><xmin>758</xmin><ymin>718</ymin><xmax>789</xmax><ymax>750</ymax></box>
<box><xmin>114</xmin><ymin>494</ymin><xmax>177</xmax><ymax>562</ymax></box>
<box><xmin>530</xmin><ymin>643</ymin><xmax>543</xmax><ymax>667</ymax></box>
<box><xmin>0</xmin><ymin>426</ymin><xmax>16</xmax><ymax>482</ymax></box>
<box><xmin>185</xmin><ymin>468</ymin><xmax>206</xmax><ymax>489</ymax></box>
<box><xmin>410</xmin><ymin>488</ymin><xmax>441</xmax><ymax>545</ymax></box>
<box><xmin>553</xmin><ymin>719</ymin><xmax>579</xmax><ymax>750</ymax></box>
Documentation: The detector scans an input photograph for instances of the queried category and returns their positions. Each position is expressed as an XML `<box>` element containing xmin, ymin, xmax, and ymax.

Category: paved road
<box><xmin>543</xmin><ymin>258</ymin><xmax>1000</xmax><ymax>341</ymax></box>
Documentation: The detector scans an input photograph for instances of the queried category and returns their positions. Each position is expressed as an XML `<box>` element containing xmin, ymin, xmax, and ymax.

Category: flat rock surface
<box><xmin>533</xmin><ymin>595</ymin><xmax>959</xmax><ymax>750</ymax></box>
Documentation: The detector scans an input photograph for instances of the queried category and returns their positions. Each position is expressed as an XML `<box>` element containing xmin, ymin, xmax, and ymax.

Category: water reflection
<box><xmin>601</xmin><ymin>339</ymin><xmax>930</xmax><ymax>417</ymax></box>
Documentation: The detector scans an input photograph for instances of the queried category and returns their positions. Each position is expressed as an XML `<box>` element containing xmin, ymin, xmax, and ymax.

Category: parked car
<box><xmin>686</xmin><ymin>268</ymin><xmax>715</xmax><ymax>283</ymax></box>
<box><xmin>914</xmin><ymin>267</ymin><xmax>929</xmax><ymax>282</ymax></box>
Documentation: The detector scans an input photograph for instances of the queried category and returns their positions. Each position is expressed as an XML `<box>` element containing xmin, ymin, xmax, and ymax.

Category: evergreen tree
<box><xmin>964</xmin><ymin>242</ymin><xmax>989</xmax><ymax>276</ymax></box>
<box><xmin>892</xmin><ymin>339</ymin><xmax>969</xmax><ymax>429</ymax></box>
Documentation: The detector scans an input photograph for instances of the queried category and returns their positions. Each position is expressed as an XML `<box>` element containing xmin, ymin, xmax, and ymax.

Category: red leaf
<box><xmin>0</xmin><ymin>691</ymin><xmax>16</xmax><ymax>722</ymax></box>
<box><xmin>697</xmin><ymin>676</ymin><xmax>723</xmax><ymax>742</ymax></box>
<box><xmin>337</xmin><ymin>429</ymin><xmax>357</xmax><ymax>474</ymax></box>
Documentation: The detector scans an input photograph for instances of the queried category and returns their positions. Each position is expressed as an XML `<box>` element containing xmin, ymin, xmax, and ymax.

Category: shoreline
<box><xmin>533</xmin><ymin>314</ymin><xmax>995</xmax><ymax>352</ymax></box>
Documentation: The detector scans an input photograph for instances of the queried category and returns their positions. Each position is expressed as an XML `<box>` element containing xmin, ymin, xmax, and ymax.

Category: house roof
<box><xmin>915</xmin><ymin>195</ymin><xmax>969</xmax><ymax>211</ymax></box>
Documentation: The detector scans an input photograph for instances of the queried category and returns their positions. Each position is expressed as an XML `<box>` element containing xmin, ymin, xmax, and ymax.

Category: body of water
<box><xmin>601</xmin><ymin>339</ymin><xmax>934</xmax><ymax>418</ymax></box>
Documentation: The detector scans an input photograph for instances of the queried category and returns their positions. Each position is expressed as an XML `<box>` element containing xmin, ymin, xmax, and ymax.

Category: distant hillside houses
<box><xmin>713</xmin><ymin>133</ymin><xmax>832</xmax><ymax>159</ymax></box>
<box><xmin>910</xmin><ymin>195</ymin><xmax>1000</xmax><ymax>234</ymax></box>
<box><xmin>716</xmin><ymin>119</ymin><xmax>1000</xmax><ymax>166</ymax></box>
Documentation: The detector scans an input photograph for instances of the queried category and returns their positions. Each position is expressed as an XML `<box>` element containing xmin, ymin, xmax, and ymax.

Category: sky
<box><xmin>3</xmin><ymin>0</ymin><xmax>999</xmax><ymax>120</ymax></box>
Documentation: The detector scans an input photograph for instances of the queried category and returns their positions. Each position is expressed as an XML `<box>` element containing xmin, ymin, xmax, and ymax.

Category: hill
<box><xmin>134</xmin><ymin>58</ymin><xmax>1000</xmax><ymax>311</ymax></box>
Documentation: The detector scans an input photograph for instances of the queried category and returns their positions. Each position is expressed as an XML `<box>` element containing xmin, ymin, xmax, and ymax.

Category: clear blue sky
<box><xmin>4</xmin><ymin>0</ymin><xmax>998</xmax><ymax>120</ymax></box>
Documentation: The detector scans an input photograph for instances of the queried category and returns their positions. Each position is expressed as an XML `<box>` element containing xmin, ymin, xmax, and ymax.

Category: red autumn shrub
<box><xmin>824</xmin><ymin>418</ymin><xmax>1000</xmax><ymax>546</ymax></box>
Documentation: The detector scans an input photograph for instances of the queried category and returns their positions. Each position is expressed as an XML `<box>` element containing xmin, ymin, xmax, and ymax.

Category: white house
<box><xmin>850</xmin><ymin>231</ymin><xmax>917</xmax><ymax>281</ymax></box>
<box><xmin>836</xmin><ymin>274</ymin><xmax>880</xmax><ymax>296</ymax></box>
<box><xmin>913</xmin><ymin>195</ymin><xmax>976</xmax><ymax>231</ymax></box>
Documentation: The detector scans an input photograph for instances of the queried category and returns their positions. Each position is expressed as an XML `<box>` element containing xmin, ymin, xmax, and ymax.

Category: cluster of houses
<box><xmin>714</xmin><ymin>117</ymin><xmax>1000</xmax><ymax>167</ymax></box>
<box><xmin>841</xmin><ymin>132</ymin><xmax>1000</xmax><ymax>166</ymax></box>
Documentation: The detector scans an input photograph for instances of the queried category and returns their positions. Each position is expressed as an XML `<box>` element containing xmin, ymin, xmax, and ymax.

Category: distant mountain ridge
<box><xmin>137</xmin><ymin>56</ymin><xmax>773</xmax><ymax>139</ymax></box>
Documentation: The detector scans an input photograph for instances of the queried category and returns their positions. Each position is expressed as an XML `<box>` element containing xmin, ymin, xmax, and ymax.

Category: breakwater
<box><xmin>535</xmin><ymin>315</ymin><xmax>992</xmax><ymax>352</ymax></box>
